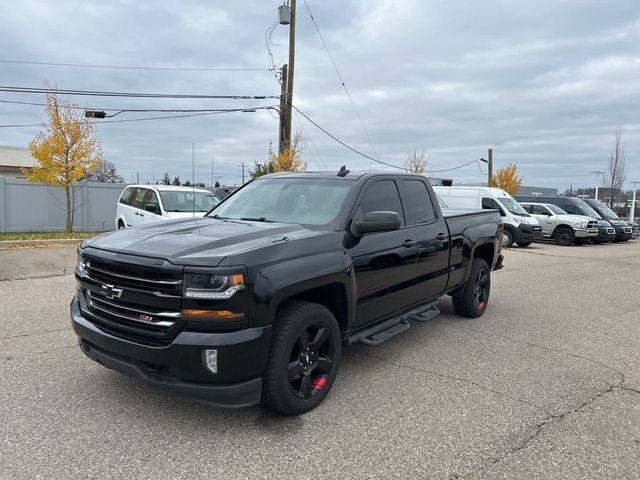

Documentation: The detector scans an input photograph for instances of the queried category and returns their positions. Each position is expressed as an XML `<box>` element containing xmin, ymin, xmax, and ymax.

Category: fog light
<box><xmin>204</xmin><ymin>349</ymin><xmax>218</xmax><ymax>374</ymax></box>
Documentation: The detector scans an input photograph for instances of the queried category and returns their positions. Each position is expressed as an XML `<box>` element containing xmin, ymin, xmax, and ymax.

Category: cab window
<box><xmin>130</xmin><ymin>188</ymin><xmax>148</xmax><ymax>209</ymax></box>
<box><xmin>358</xmin><ymin>180</ymin><xmax>405</xmax><ymax>226</ymax></box>
<box><xmin>119</xmin><ymin>187</ymin><xmax>135</xmax><ymax>205</ymax></box>
<box><xmin>402</xmin><ymin>179</ymin><xmax>436</xmax><ymax>225</ymax></box>
<box><xmin>144</xmin><ymin>190</ymin><xmax>161</xmax><ymax>214</ymax></box>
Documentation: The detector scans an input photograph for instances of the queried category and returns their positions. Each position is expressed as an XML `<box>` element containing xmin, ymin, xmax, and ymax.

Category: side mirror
<box><xmin>352</xmin><ymin>211</ymin><xmax>401</xmax><ymax>236</ymax></box>
<box><xmin>145</xmin><ymin>204</ymin><xmax>160</xmax><ymax>215</ymax></box>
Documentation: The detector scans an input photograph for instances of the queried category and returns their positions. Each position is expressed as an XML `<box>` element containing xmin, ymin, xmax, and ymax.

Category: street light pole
<box><xmin>630</xmin><ymin>180</ymin><xmax>640</xmax><ymax>223</ymax></box>
<box><xmin>591</xmin><ymin>169</ymin><xmax>605</xmax><ymax>200</ymax></box>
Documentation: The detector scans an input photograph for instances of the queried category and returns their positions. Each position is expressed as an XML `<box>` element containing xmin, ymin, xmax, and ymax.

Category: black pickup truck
<box><xmin>72</xmin><ymin>171</ymin><xmax>504</xmax><ymax>414</ymax></box>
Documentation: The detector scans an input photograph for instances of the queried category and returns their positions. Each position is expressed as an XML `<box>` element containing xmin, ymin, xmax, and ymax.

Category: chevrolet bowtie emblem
<box><xmin>101</xmin><ymin>284</ymin><xmax>123</xmax><ymax>300</ymax></box>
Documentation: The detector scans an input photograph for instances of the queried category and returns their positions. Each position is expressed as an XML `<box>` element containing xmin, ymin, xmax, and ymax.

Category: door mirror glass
<box><xmin>352</xmin><ymin>211</ymin><xmax>401</xmax><ymax>236</ymax></box>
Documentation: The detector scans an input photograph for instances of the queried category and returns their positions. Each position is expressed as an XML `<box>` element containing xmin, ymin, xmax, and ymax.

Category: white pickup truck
<box><xmin>520</xmin><ymin>202</ymin><xmax>599</xmax><ymax>246</ymax></box>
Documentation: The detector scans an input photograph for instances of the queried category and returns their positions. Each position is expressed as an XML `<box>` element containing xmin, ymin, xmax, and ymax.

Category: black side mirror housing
<box><xmin>145</xmin><ymin>204</ymin><xmax>160</xmax><ymax>215</ymax></box>
<box><xmin>352</xmin><ymin>211</ymin><xmax>401</xmax><ymax>236</ymax></box>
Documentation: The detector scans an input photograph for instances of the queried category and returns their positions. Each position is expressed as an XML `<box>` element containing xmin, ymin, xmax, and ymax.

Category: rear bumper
<box><xmin>71</xmin><ymin>295</ymin><xmax>270</xmax><ymax>408</ymax></box>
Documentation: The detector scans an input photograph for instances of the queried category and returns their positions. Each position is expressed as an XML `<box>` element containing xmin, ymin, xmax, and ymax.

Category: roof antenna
<box><xmin>337</xmin><ymin>165</ymin><xmax>350</xmax><ymax>177</ymax></box>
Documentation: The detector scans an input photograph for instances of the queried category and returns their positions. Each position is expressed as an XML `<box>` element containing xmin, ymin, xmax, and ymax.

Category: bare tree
<box><xmin>91</xmin><ymin>160</ymin><xmax>124</xmax><ymax>183</ymax></box>
<box><xmin>404</xmin><ymin>148</ymin><xmax>429</xmax><ymax>174</ymax></box>
<box><xmin>602</xmin><ymin>128</ymin><xmax>627</xmax><ymax>208</ymax></box>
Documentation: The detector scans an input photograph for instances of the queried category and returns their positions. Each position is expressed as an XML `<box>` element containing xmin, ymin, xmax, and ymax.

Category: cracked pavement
<box><xmin>1</xmin><ymin>242</ymin><xmax>639</xmax><ymax>479</ymax></box>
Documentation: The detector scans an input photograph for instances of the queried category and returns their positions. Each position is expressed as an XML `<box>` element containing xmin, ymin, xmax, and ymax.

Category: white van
<box><xmin>433</xmin><ymin>186</ymin><xmax>542</xmax><ymax>247</ymax></box>
<box><xmin>115</xmin><ymin>185</ymin><xmax>220</xmax><ymax>229</ymax></box>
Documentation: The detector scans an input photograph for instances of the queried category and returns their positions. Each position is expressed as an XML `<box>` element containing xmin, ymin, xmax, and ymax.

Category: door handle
<box><xmin>139</xmin><ymin>214</ymin><xmax>145</xmax><ymax>217</ymax></box>
<box><xmin>402</xmin><ymin>240</ymin><xmax>417</xmax><ymax>248</ymax></box>
<box><xmin>134</xmin><ymin>212</ymin><xmax>139</xmax><ymax>216</ymax></box>
<box><xmin>436</xmin><ymin>233</ymin><xmax>448</xmax><ymax>241</ymax></box>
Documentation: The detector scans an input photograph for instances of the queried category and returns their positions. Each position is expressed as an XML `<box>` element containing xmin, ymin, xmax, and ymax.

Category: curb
<box><xmin>0</xmin><ymin>238</ymin><xmax>83</xmax><ymax>250</ymax></box>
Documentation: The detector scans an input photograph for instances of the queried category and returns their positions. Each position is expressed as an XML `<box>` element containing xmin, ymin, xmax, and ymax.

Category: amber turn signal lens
<box><xmin>229</xmin><ymin>274</ymin><xmax>245</xmax><ymax>286</ymax></box>
<box><xmin>182</xmin><ymin>309</ymin><xmax>245</xmax><ymax>321</ymax></box>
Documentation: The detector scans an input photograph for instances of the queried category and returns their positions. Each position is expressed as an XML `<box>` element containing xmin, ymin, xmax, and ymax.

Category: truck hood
<box><xmin>82</xmin><ymin>217</ymin><xmax>328</xmax><ymax>266</ymax></box>
<box><xmin>556</xmin><ymin>214</ymin><xmax>596</xmax><ymax>224</ymax></box>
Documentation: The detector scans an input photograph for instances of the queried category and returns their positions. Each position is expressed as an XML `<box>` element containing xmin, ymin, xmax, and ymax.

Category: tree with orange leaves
<box><xmin>488</xmin><ymin>164</ymin><xmax>523</xmax><ymax>195</ymax></box>
<box><xmin>24</xmin><ymin>90</ymin><xmax>103</xmax><ymax>231</ymax></box>
<box><xmin>251</xmin><ymin>132</ymin><xmax>307</xmax><ymax>177</ymax></box>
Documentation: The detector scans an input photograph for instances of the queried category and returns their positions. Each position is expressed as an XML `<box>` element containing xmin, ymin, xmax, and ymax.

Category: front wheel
<box><xmin>554</xmin><ymin>227</ymin><xmax>575</xmax><ymax>246</ymax></box>
<box><xmin>516</xmin><ymin>241</ymin><xmax>532</xmax><ymax>247</ymax></box>
<box><xmin>262</xmin><ymin>301</ymin><xmax>341</xmax><ymax>415</ymax></box>
<box><xmin>502</xmin><ymin>229</ymin><xmax>515</xmax><ymax>248</ymax></box>
<box><xmin>452</xmin><ymin>258</ymin><xmax>491</xmax><ymax>318</ymax></box>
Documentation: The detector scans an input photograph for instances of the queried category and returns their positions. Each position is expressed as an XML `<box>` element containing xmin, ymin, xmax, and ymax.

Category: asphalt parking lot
<box><xmin>1</xmin><ymin>241</ymin><xmax>639</xmax><ymax>479</ymax></box>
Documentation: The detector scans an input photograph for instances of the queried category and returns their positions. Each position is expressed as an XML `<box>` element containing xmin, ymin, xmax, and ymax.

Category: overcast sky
<box><xmin>1</xmin><ymin>0</ymin><xmax>639</xmax><ymax>189</ymax></box>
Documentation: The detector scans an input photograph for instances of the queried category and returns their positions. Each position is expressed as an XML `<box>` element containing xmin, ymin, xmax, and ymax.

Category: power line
<box><xmin>0</xmin><ymin>107</ymin><xmax>275</xmax><ymax>128</ymax></box>
<box><xmin>292</xmin><ymin>104</ymin><xmax>482</xmax><ymax>174</ymax></box>
<box><xmin>302</xmin><ymin>0</ymin><xmax>381</xmax><ymax>161</ymax></box>
<box><xmin>291</xmin><ymin>104</ymin><xmax>406</xmax><ymax>171</ymax></box>
<box><xmin>0</xmin><ymin>85</ymin><xmax>278</xmax><ymax>100</ymax></box>
<box><xmin>0</xmin><ymin>59</ymin><xmax>270</xmax><ymax>72</ymax></box>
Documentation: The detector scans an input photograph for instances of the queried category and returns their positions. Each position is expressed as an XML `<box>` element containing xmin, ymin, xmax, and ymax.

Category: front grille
<box><xmin>85</xmin><ymin>257</ymin><xmax>182</xmax><ymax>296</ymax></box>
<box><xmin>587</xmin><ymin>221</ymin><xmax>598</xmax><ymax>229</ymax></box>
<box><xmin>623</xmin><ymin>227</ymin><xmax>632</xmax><ymax>233</ymax></box>
<box><xmin>606</xmin><ymin>228</ymin><xmax>615</xmax><ymax>234</ymax></box>
<box><xmin>78</xmin><ymin>254</ymin><xmax>184</xmax><ymax>343</ymax></box>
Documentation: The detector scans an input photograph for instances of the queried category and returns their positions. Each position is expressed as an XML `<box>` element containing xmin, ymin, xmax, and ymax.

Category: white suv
<box><xmin>115</xmin><ymin>185</ymin><xmax>220</xmax><ymax>229</ymax></box>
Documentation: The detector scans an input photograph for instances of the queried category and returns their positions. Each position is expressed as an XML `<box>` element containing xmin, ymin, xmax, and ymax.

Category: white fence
<box><xmin>0</xmin><ymin>177</ymin><xmax>125</xmax><ymax>232</ymax></box>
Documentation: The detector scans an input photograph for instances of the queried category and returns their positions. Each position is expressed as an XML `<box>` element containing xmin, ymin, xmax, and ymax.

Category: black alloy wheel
<box><xmin>287</xmin><ymin>323</ymin><xmax>336</xmax><ymax>400</ymax></box>
<box><xmin>452</xmin><ymin>258</ymin><xmax>491</xmax><ymax>318</ymax></box>
<box><xmin>554</xmin><ymin>227</ymin><xmax>575</xmax><ymax>246</ymax></box>
<box><xmin>263</xmin><ymin>301</ymin><xmax>341</xmax><ymax>415</ymax></box>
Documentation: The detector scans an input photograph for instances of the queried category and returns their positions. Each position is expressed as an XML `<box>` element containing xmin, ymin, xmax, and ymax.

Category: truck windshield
<box><xmin>160</xmin><ymin>191</ymin><xmax>219</xmax><ymax>212</ymax></box>
<box><xmin>208</xmin><ymin>178</ymin><xmax>352</xmax><ymax>226</ymax></box>
<box><xmin>498</xmin><ymin>197</ymin><xmax>528</xmax><ymax>216</ymax></box>
<box><xmin>595</xmin><ymin>203</ymin><xmax>619</xmax><ymax>220</ymax></box>
<box><xmin>572</xmin><ymin>199</ymin><xmax>602</xmax><ymax>219</ymax></box>
<box><xmin>547</xmin><ymin>204</ymin><xmax>566</xmax><ymax>215</ymax></box>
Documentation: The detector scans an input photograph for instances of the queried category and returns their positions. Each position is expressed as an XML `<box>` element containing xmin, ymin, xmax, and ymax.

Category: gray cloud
<box><xmin>0</xmin><ymin>0</ymin><xmax>639</xmax><ymax>189</ymax></box>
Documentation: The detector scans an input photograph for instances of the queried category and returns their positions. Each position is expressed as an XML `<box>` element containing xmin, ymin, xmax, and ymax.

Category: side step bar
<box><xmin>348</xmin><ymin>301</ymin><xmax>440</xmax><ymax>346</ymax></box>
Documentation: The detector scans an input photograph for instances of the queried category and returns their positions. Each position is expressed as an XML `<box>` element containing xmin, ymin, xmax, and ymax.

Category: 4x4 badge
<box><xmin>101</xmin><ymin>284</ymin><xmax>123</xmax><ymax>300</ymax></box>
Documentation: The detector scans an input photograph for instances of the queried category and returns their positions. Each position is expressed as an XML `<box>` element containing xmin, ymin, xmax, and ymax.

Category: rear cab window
<box><xmin>402</xmin><ymin>179</ymin><xmax>436</xmax><ymax>225</ymax></box>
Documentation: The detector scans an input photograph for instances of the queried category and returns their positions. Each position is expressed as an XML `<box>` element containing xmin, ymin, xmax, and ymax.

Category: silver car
<box><xmin>521</xmin><ymin>202</ymin><xmax>599</xmax><ymax>246</ymax></box>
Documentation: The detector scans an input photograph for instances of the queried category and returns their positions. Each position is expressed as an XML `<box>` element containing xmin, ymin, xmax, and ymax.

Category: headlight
<box><xmin>574</xmin><ymin>222</ymin><xmax>587</xmax><ymax>228</ymax></box>
<box><xmin>76</xmin><ymin>253</ymin><xmax>88</xmax><ymax>276</ymax></box>
<box><xmin>183</xmin><ymin>273</ymin><xmax>245</xmax><ymax>299</ymax></box>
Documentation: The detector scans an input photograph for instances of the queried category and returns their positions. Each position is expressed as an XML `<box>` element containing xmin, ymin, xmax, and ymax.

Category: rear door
<box><xmin>530</xmin><ymin>204</ymin><xmax>555</xmax><ymax>235</ymax></box>
<box><xmin>127</xmin><ymin>188</ymin><xmax>149</xmax><ymax>226</ymax></box>
<box><xmin>399</xmin><ymin>178</ymin><xmax>450</xmax><ymax>297</ymax></box>
<box><xmin>349</xmin><ymin>178</ymin><xmax>419</xmax><ymax>326</ymax></box>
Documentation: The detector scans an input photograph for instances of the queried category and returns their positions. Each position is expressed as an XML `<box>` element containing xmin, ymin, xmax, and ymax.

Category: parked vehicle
<box><xmin>434</xmin><ymin>186</ymin><xmax>542</xmax><ymax>248</ymax></box>
<box><xmin>520</xmin><ymin>202</ymin><xmax>598</xmax><ymax>246</ymax></box>
<box><xmin>627</xmin><ymin>221</ymin><xmax>639</xmax><ymax>239</ymax></box>
<box><xmin>115</xmin><ymin>185</ymin><xmax>220</xmax><ymax>229</ymax></box>
<box><xmin>515</xmin><ymin>195</ymin><xmax>616</xmax><ymax>244</ymax></box>
<box><xmin>583</xmin><ymin>199</ymin><xmax>633</xmax><ymax>242</ymax></box>
<box><xmin>212</xmin><ymin>185</ymin><xmax>238</xmax><ymax>201</ymax></box>
<box><xmin>73</xmin><ymin>171</ymin><xmax>504</xmax><ymax>414</ymax></box>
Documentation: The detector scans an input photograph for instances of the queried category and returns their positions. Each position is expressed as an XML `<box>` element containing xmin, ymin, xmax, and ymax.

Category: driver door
<box><xmin>349</xmin><ymin>178</ymin><xmax>420</xmax><ymax>327</ymax></box>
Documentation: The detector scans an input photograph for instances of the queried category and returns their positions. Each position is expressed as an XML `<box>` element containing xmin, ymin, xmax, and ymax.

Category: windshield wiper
<box><xmin>240</xmin><ymin>217</ymin><xmax>274</xmax><ymax>222</ymax></box>
<box><xmin>210</xmin><ymin>214</ymin><xmax>231</xmax><ymax>220</ymax></box>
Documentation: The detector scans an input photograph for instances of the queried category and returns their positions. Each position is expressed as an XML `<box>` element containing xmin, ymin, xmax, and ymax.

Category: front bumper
<box><xmin>613</xmin><ymin>226</ymin><xmax>633</xmax><ymax>240</ymax></box>
<box><xmin>71</xmin><ymin>295</ymin><xmax>271</xmax><ymax>407</ymax></box>
<box><xmin>574</xmin><ymin>228</ymin><xmax>599</xmax><ymax>239</ymax></box>
<box><xmin>595</xmin><ymin>226</ymin><xmax>616</xmax><ymax>243</ymax></box>
<box><xmin>514</xmin><ymin>224</ymin><xmax>542</xmax><ymax>244</ymax></box>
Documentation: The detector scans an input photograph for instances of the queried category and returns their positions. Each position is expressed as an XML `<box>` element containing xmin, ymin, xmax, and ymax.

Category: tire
<box><xmin>554</xmin><ymin>227</ymin><xmax>575</xmax><ymax>246</ymax></box>
<box><xmin>516</xmin><ymin>241</ymin><xmax>532</xmax><ymax>247</ymax></box>
<box><xmin>117</xmin><ymin>220</ymin><xmax>126</xmax><ymax>230</ymax></box>
<box><xmin>452</xmin><ymin>259</ymin><xmax>490</xmax><ymax>318</ymax></box>
<box><xmin>262</xmin><ymin>301</ymin><xmax>341</xmax><ymax>415</ymax></box>
<box><xmin>502</xmin><ymin>229</ymin><xmax>515</xmax><ymax>248</ymax></box>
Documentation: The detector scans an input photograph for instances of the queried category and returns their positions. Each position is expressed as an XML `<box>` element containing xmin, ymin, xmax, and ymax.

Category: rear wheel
<box><xmin>262</xmin><ymin>301</ymin><xmax>341</xmax><ymax>415</ymax></box>
<box><xmin>554</xmin><ymin>227</ymin><xmax>575</xmax><ymax>246</ymax></box>
<box><xmin>117</xmin><ymin>220</ymin><xmax>126</xmax><ymax>230</ymax></box>
<box><xmin>452</xmin><ymin>259</ymin><xmax>490</xmax><ymax>318</ymax></box>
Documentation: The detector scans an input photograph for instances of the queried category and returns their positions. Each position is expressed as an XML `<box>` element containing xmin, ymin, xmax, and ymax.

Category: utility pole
<box><xmin>242</xmin><ymin>162</ymin><xmax>245</xmax><ymax>184</ymax></box>
<box><xmin>630</xmin><ymin>180</ymin><xmax>640</xmax><ymax>223</ymax></box>
<box><xmin>136</xmin><ymin>171</ymin><xmax>139</xmax><ymax>184</ymax></box>
<box><xmin>284</xmin><ymin>0</ymin><xmax>296</xmax><ymax>151</ymax></box>
<box><xmin>279</xmin><ymin>64</ymin><xmax>288</xmax><ymax>154</ymax></box>
<box><xmin>487</xmin><ymin>148</ymin><xmax>493</xmax><ymax>185</ymax></box>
